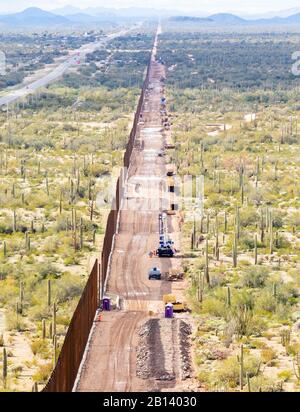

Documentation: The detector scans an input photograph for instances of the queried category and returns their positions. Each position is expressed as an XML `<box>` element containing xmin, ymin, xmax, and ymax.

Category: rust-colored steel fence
<box><xmin>43</xmin><ymin>260</ymin><xmax>99</xmax><ymax>392</ymax></box>
<box><xmin>42</xmin><ymin>47</ymin><xmax>152</xmax><ymax>393</ymax></box>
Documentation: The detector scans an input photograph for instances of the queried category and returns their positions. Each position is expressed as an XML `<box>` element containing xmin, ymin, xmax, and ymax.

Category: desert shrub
<box><xmin>274</xmin><ymin>235</ymin><xmax>291</xmax><ymax>250</ymax></box>
<box><xmin>27</xmin><ymin>303</ymin><xmax>50</xmax><ymax>322</ymax></box>
<box><xmin>256</xmin><ymin>290</ymin><xmax>277</xmax><ymax>313</ymax></box>
<box><xmin>33</xmin><ymin>362</ymin><xmax>53</xmax><ymax>383</ymax></box>
<box><xmin>206</xmin><ymin>193</ymin><xmax>227</xmax><ymax>208</ymax></box>
<box><xmin>272</xmin><ymin>213</ymin><xmax>284</xmax><ymax>228</ymax></box>
<box><xmin>285</xmin><ymin>135</ymin><xmax>298</xmax><ymax>145</ymax></box>
<box><xmin>90</xmin><ymin>164</ymin><xmax>109</xmax><ymax>178</ymax></box>
<box><xmin>232</xmin><ymin>289</ymin><xmax>254</xmax><ymax>310</ymax></box>
<box><xmin>228</xmin><ymin>309</ymin><xmax>266</xmax><ymax>338</ymax></box>
<box><xmin>0</xmin><ymin>280</ymin><xmax>18</xmax><ymax>305</ymax></box>
<box><xmin>277</xmin><ymin>370</ymin><xmax>292</xmax><ymax>382</ymax></box>
<box><xmin>248</xmin><ymin>375</ymin><xmax>283</xmax><ymax>392</ymax></box>
<box><xmin>63</xmin><ymin>254</ymin><xmax>80</xmax><ymax>266</ymax></box>
<box><xmin>55</xmin><ymin>274</ymin><xmax>83</xmax><ymax>303</ymax></box>
<box><xmin>240</xmin><ymin>208</ymin><xmax>258</xmax><ymax>227</ymax></box>
<box><xmin>288</xmin><ymin>212</ymin><xmax>300</xmax><ymax>228</ymax></box>
<box><xmin>240</xmin><ymin>266</ymin><xmax>269</xmax><ymax>288</ymax></box>
<box><xmin>0</xmin><ymin>265</ymin><xmax>10</xmax><ymax>280</ymax></box>
<box><xmin>261</xmin><ymin>347</ymin><xmax>277</xmax><ymax>363</ymax></box>
<box><xmin>277</xmin><ymin>284</ymin><xmax>299</xmax><ymax>305</ymax></box>
<box><xmin>212</xmin><ymin>354</ymin><xmax>261</xmax><ymax>388</ymax></box>
<box><xmin>30</xmin><ymin>339</ymin><xmax>49</xmax><ymax>356</ymax></box>
<box><xmin>5</xmin><ymin>310</ymin><xmax>26</xmax><ymax>332</ymax></box>
<box><xmin>42</xmin><ymin>237</ymin><xmax>61</xmax><ymax>254</ymax></box>
<box><xmin>34</xmin><ymin>263</ymin><xmax>60</xmax><ymax>282</ymax></box>
<box><xmin>239</xmin><ymin>234</ymin><xmax>255</xmax><ymax>249</ymax></box>
<box><xmin>201</xmin><ymin>296</ymin><xmax>227</xmax><ymax>318</ymax></box>
<box><xmin>54</xmin><ymin>215</ymin><xmax>69</xmax><ymax>232</ymax></box>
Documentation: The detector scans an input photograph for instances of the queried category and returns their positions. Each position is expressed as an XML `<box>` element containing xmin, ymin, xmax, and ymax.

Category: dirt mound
<box><xmin>136</xmin><ymin>318</ymin><xmax>192</xmax><ymax>382</ymax></box>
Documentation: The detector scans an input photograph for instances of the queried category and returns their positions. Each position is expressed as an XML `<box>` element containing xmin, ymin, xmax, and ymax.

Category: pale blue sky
<box><xmin>1</xmin><ymin>0</ymin><xmax>300</xmax><ymax>15</ymax></box>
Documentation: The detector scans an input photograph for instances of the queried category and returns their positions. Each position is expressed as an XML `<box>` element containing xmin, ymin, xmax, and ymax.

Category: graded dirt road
<box><xmin>75</xmin><ymin>32</ymin><xmax>192</xmax><ymax>393</ymax></box>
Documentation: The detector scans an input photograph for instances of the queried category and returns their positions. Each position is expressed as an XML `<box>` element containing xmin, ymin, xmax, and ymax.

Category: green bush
<box><xmin>30</xmin><ymin>339</ymin><xmax>49</xmax><ymax>356</ymax></box>
<box><xmin>213</xmin><ymin>354</ymin><xmax>261</xmax><ymax>388</ymax></box>
<box><xmin>240</xmin><ymin>266</ymin><xmax>270</xmax><ymax>288</ymax></box>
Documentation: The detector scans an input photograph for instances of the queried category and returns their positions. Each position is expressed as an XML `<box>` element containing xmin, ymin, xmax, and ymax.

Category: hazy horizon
<box><xmin>1</xmin><ymin>0</ymin><xmax>300</xmax><ymax>16</ymax></box>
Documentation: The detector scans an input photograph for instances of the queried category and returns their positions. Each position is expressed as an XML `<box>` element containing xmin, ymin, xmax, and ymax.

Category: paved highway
<box><xmin>0</xmin><ymin>26</ymin><xmax>139</xmax><ymax>107</ymax></box>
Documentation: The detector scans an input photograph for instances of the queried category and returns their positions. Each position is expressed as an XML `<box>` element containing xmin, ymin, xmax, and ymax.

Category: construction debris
<box><xmin>164</xmin><ymin>269</ymin><xmax>184</xmax><ymax>281</ymax></box>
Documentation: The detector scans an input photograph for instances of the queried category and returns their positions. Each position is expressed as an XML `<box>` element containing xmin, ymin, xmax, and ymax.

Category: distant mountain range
<box><xmin>170</xmin><ymin>12</ymin><xmax>300</xmax><ymax>25</ymax></box>
<box><xmin>1</xmin><ymin>7</ymin><xmax>300</xmax><ymax>28</ymax></box>
<box><xmin>0</xmin><ymin>7</ymin><xmax>120</xmax><ymax>28</ymax></box>
<box><xmin>0</xmin><ymin>7</ymin><xmax>69</xmax><ymax>27</ymax></box>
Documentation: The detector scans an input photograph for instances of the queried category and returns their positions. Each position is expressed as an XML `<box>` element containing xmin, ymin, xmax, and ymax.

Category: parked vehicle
<box><xmin>148</xmin><ymin>267</ymin><xmax>161</xmax><ymax>280</ymax></box>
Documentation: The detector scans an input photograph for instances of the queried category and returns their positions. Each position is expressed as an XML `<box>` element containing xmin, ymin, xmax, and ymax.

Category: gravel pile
<box><xmin>136</xmin><ymin>318</ymin><xmax>192</xmax><ymax>382</ymax></box>
<box><xmin>136</xmin><ymin>321</ymin><xmax>152</xmax><ymax>379</ymax></box>
<box><xmin>179</xmin><ymin>321</ymin><xmax>192</xmax><ymax>380</ymax></box>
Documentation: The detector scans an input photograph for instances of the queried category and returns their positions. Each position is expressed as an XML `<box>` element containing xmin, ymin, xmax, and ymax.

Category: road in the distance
<box><xmin>0</xmin><ymin>25</ymin><xmax>141</xmax><ymax>108</ymax></box>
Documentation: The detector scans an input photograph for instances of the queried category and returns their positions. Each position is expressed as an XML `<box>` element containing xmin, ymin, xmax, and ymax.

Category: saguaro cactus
<box><xmin>273</xmin><ymin>283</ymin><xmax>277</xmax><ymax>299</ymax></box>
<box><xmin>47</xmin><ymin>279</ymin><xmax>51</xmax><ymax>307</ymax></box>
<box><xmin>19</xmin><ymin>282</ymin><xmax>24</xmax><ymax>313</ymax></box>
<box><xmin>215</xmin><ymin>214</ymin><xmax>219</xmax><ymax>260</ymax></box>
<box><xmin>42</xmin><ymin>319</ymin><xmax>46</xmax><ymax>340</ymax></box>
<box><xmin>227</xmin><ymin>286</ymin><xmax>231</xmax><ymax>307</ymax></box>
<box><xmin>53</xmin><ymin>335</ymin><xmax>57</xmax><ymax>367</ymax></box>
<box><xmin>206</xmin><ymin>213</ymin><xmax>210</xmax><ymax>234</ymax></box>
<box><xmin>235</xmin><ymin>206</ymin><xmax>240</xmax><ymax>239</ymax></box>
<box><xmin>191</xmin><ymin>231</ymin><xmax>194</xmax><ymax>250</ymax></box>
<box><xmin>197</xmin><ymin>273</ymin><xmax>204</xmax><ymax>303</ymax></box>
<box><xmin>49</xmin><ymin>322</ymin><xmax>53</xmax><ymax>340</ymax></box>
<box><xmin>269</xmin><ymin>213</ymin><xmax>274</xmax><ymax>255</ymax></box>
<box><xmin>32</xmin><ymin>382</ymin><xmax>38</xmax><ymax>392</ymax></box>
<box><xmin>80</xmin><ymin>218</ymin><xmax>84</xmax><ymax>250</ymax></box>
<box><xmin>232</xmin><ymin>232</ymin><xmax>238</xmax><ymax>268</ymax></box>
<box><xmin>25</xmin><ymin>232</ymin><xmax>30</xmax><ymax>252</ymax></box>
<box><xmin>13</xmin><ymin>210</ymin><xmax>17</xmax><ymax>232</ymax></box>
<box><xmin>241</xmin><ymin>173</ymin><xmax>245</xmax><ymax>204</ymax></box>
<box><xmin>246</xmin><ymin>373</ymin><xmax>251</xmax><ymax>392</ymax></box>
<box><xmin>238</xmin><ymin>344</ymin><xmax>244</xmax><ymax>391</ymax></box>
<box><xmin>260</xmin><ymin>208</ymin><xmax>265</xmax><ymax>243</ymax></box>
<box><xmin>254</xmin><ymin>234</ymin><xmax>258</xmax><ymax>265</ymax></box>
<box><xmin>205</xmin><ymin>238</ymin><xmax>210</xmax><ymax>285</ymax></box>
<box><xmin>2</xmin><ymin>347</ymin><xmax>7</xmax><ymax>389</ymax></box>
<box><xmin>224</xmin><ymin>211</ymin><xmax>227</xmax><ymax>234</ymax></box>
<box><xmin>281</xmin><ymin>329</ymin><xmax>291</xmax><ymax>354</ymax></box>
<box><xmin>293</xmin><ymin>353</ymin><xmax>300</xmax><ymax>381</ymax></box>
<box><xmin>52</xmin><ymin>303</ymin><xmax>57</xmax><ymax>338</ymax></box>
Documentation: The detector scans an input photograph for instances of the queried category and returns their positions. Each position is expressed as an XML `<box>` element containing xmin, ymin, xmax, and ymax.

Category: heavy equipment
<box><xmin>157</xmin><ymin>213</ymin><xmax>175</xmax><ymax>257</ymax></box>
<box><xmin>163</xmin><ymin>294</ymin><xmax>187</xmax><ymax>312</ymax></box>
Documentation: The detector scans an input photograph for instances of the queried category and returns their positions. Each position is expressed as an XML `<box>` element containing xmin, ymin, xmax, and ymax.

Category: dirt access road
<box><xmin>75</xmin><ymin>29</ymin><xmax>192</xmax><ymax>393</ymax></box>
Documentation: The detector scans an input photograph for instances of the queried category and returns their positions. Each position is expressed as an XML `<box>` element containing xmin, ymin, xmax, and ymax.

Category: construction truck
<box><xmin>157</xmin><ymin>213</ymin><xmax>175</xmax><ymax>257</ymax></box>
<box><xmin>163</xmin><ymin>294</ymin><xmax>187</xmax><ymax>312</ymax></box>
